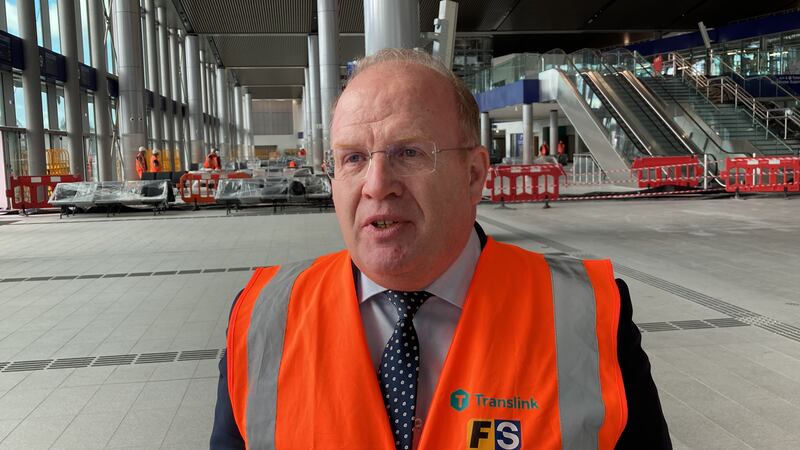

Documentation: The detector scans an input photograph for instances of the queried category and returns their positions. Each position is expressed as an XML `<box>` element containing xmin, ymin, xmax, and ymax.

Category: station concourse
<box><xmin>2</xmin><ymin>1</ymin><xmax>800</xmax><ymax>449</ymax></box>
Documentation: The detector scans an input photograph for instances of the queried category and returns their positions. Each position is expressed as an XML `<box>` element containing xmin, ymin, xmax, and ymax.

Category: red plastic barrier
<box><xmin>178</xmin><ymin>171</ymin><xmax>251</xmax><ymax>206</ymax></box>
<box><xmin>487</xmin><ymin>164</ymin><xmax>566</xmax><ymax>203</ymax></box>
<box><xmin>723</xmin><ymin>157</ymin><xmax>800</xmax><ymax>194</ymax></box>
<box><xmin>5</xmin><ymin>175</ymin><xmax>82</xmax><ymax>211</ymax></box>
<box><xmin>630</xmin><ymin>156</ymin><xmax>702</xmax><ymax>188</ymax></box>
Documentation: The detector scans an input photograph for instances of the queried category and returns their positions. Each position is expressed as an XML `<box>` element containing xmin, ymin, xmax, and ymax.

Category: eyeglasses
<box><xmin>325</xmin><ymin>140</ymin><xmax>474</xmax><ymax>180</ymax></box>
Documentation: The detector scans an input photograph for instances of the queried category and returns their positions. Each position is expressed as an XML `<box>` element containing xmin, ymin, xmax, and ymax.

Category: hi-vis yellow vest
<box><xmin>227</xmin><ymin>237</ymin><xmax>628</xmax><ymax>449</ymax></box>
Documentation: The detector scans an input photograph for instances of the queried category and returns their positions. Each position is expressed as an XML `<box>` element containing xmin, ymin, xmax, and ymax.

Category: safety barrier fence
<box><xmin>5</xmin><ymin>175</ymin><xmax>83</xmax><ymax>212</ymax></box>
<box><xmin>487</xmin><ymin>156</ymin><xmax>800</xmax><ymax>204</ymax></box>
<box><xmin>177</xmin><ymin>171</ymin><xmax>252</xmax><ymax>208</ymax></box>
<box><xmin>486</xmin><ymin>164</ymin><xmax>567</xmax><ymax>204</ymax></box>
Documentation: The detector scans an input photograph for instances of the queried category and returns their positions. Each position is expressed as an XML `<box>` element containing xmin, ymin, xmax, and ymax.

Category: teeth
<box><xmin>373</xmin><ymin>220</ymin><xmax>396</xmax><ymax>229</ymax></box>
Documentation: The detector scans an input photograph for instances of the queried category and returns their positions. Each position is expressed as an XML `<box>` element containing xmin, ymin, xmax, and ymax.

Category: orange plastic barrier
<box><xmin>178</xmin><ymin>171</ymin><xmax>251</xmax><ymax>207</ymax></box>
<box><xmin>723</xmin><ymin>157</ymin><xmax>800</xmax><ymax>194</ymax></box>
<box><xmin>5</xmin><ymin>175</ymin><xmax>82</xmax><ymax>211</ymax></box>
<box><xmin>630</xmin><ymin>156</ymin><xmax>703</xmax><ymax>188</ymax></box>
<box><xmin>487</xmin><ymin>164</ymin><xmax>566</xmax><ymax>203</ymax></box>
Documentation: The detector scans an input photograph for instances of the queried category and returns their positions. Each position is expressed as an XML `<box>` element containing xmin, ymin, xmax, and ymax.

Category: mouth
<box><xmin>371</xmin><ymin>220</ymin><xmax>399</xmax><ymax>229</ymax></box>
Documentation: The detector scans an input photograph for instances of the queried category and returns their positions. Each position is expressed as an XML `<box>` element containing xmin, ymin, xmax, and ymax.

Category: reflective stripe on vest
<box><xmin>547</xmin><ymin>255</ymin><xmax>604</xmax><ymax>449</ymax></box>
<box><xmin>228</xmin><ymin>241</ymin><xmax>626</xmax><ymax>449</ymax></box>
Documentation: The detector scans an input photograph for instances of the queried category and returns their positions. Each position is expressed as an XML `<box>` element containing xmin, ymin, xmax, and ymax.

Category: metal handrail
<box><xmin>713</xmin><ymin>57</ymin><xmax>800</xmax><ymax>105</ymax></box>
<box><xmin>670</xmin><ymin>52</ymin><xmax>795</xmax><ymax>154</ymax></box>
<box><xmin>566</xmin><ymin>49</ymin><xmax>652</xmax><ymax>155</ymax></box>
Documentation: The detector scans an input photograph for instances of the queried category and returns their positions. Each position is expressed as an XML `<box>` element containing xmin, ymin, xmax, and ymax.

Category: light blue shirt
<box><xmin>357</xmin><ymin>229</ymin><xmax>482</xmax><ymax>437</ymax></box>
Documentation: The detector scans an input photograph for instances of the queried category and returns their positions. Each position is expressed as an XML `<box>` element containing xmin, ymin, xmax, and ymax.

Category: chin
<box><xmin>356</xmin><ymin>246</ymin><xmax>417</xmax><ymax>278</ymax></box>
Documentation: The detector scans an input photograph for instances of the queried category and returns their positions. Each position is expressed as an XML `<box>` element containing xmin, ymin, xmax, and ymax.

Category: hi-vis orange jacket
<box><xmin>226</xmin><ymin>237</ymin><xmax>628</xmax><ymax>449</ymax></box>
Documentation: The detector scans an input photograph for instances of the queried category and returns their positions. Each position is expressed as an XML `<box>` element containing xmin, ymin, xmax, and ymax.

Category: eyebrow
<box><xmin>332</xmin><ymin>135</ymin><xmax>433</xmax><ymax>149</ymax></box>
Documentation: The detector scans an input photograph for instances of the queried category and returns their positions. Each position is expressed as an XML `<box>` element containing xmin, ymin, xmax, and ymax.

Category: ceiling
<box><xmin>169</xmin><ymin>0</ymin><xmax>798</xmax><ymax>99</ymax></box>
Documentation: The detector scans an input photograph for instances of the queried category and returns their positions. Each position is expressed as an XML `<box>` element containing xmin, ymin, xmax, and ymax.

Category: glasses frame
<box><xmin>325</xmin><ymin>141</ymin><xmax>476</xmax><ymax>180</ymax></box>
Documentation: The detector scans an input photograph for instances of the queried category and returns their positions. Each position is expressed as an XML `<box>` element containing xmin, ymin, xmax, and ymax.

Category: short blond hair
<box><xmin>342</xmin><ymin>48</ymin><xmax>480</xmax><ymax>147</ymax></box>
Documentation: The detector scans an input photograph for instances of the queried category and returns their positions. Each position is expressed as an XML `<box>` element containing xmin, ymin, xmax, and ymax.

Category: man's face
<box><xmin>330</xmin><ymin>62</ymin><xmax>488</xmax><ymax>290</ymax></box>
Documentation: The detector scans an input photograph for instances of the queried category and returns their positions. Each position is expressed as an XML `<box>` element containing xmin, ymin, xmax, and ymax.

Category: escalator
<box><xmin>539</xmin><ymin>49</ymin><xmax>700</xmax><ymax>181</ymax></box>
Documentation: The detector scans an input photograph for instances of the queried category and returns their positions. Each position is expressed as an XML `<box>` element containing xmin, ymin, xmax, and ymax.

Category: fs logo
<box><xmin>467</xmin><ymin>419</ymin><xmax>522</xmax><ymax>450</ymax></box>
<box><xmin>450</xmin><ymin>389</ymin><xmax>470</xmax><ymax>412</ymax></box>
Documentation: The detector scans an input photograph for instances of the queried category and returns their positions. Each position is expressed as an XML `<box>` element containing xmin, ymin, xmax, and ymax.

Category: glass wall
<box><xmin>679</xmin><ymin>29</ymin><xmax>800</xmax><ymax>77</ymax></box>
<box><xmin>4</xmin><ymin>0</ymin><xmax>19</xmax><ymax>35</ymax></box>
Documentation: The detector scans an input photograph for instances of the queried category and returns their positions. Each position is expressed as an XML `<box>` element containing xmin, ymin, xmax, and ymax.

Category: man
<box><xmin>557</xmin><ymin>140</ymin><xmax>569</xmax><ymax>166</ymax></box>
<box><xmin>212</xmin><ymin>49</ymin><xmax>671</xmax><ymax>449</ymax></box>
<box><xmin>204</xmin><ymin>148</ymin><xmax>222</xmax><ymax>170</ymax></box>
<box><xmin>150</xmin><ymin>149</ymin><xmax>162</xmax><ymax>173</ymax></box>
<box><xmin>135</xmin><ymin>147</ymin><xmax>147</xmax><ymax>179</ymax></box>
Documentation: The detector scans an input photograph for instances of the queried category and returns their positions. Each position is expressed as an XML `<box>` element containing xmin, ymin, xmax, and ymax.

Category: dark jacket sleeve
<box><xmin>615</xmin><ymin>279</ymin><xmax>672</xmax><ymax>450</ymax></box>
<box><xmin>210</xmin><ymin>292</ymin><xmax>246</xmax><ymax>450</ymax></box>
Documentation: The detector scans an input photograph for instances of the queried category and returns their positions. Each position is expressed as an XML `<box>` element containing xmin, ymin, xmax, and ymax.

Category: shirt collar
<box><xmin>357</xmin><ymin>228</ymin><xmax>482</xmax><ymax>309</ymax></box>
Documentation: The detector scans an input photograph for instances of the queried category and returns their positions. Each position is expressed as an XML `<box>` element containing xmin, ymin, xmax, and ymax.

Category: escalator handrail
<box><xmin>608</xmin><ymin>49</ymin><xmax>750</xmax><ymax>157</ymax></box>
<box><xmin>579</xmin><ymin>72</ymin><xmax>652</xmax><ymax>155</ymax></box>
<box><xmin>616</xmin><ymin>70</ymin><xmax>696</xmax><ymax>155</ymax></box>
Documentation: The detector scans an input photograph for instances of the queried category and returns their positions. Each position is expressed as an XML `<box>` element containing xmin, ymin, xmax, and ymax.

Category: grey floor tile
<box><xmin>51</xmin><ymin>411</ymin><xmax>126</xmax><ymax>450</ymax></box>
<box><xmin>0</xmin><ymin>387</ymin><xmax>53</xmax><ymax>420</ymax></box>
<box><xmin>131</xmin><ymin>380</ymin><xmax>190</xmax><ymax>412</ymax></box>
<box><xmin>0</xmin><ymin>414</ymin><xmax>72</xmax><ymax>449</ymax></box>
<box><xmin>83</xmin><ymin>382</ymin><xmax>145</xmax><ymax>414</ymax></box>
<box><xmin>148</xmin><ymin>361</ymin><xmax>199</xmax><ymax>382</ymax></box>
<box><xmin>0</xmin><ymin>420</ymin><xmax>19</xmax><ymax>443</ymax></box>
<box><xmin>181</xmin><ymin>378</ymin><xmax>218</xmax><ymax>408</ymax></box>
<box><xmin>30</xmin><ymin>385</ymin><xmax>100</xmax><ymax>419</ymax></box>
<box><xmin>105</xmin><ymin>364</ymin><xmax>158</xmax><ymax>384</ymax></box>
<box><xmin>161</xmin><ymin>404</ymin><xmax>213</xmax><ymax>447</ymax></box>
<box><xmin>106</xmin><ymin>407</ymin><xmax>176</xmax><ymax>448</ymax></box>
<box><xmin>61</xmin><ymin>366</ymin><xmax>115</xmax><ymax>388</ymax></box>
<box><xmin>13</xmin><ymin>368</ymin><xmax>73</xmax><ymax>390</ymax></box>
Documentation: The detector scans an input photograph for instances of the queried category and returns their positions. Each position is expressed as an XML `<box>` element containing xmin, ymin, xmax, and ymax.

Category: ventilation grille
<box><xmin>0</xmin><ymin>349</ymin><xmax>225</xmax><ymax>374</ymax></box>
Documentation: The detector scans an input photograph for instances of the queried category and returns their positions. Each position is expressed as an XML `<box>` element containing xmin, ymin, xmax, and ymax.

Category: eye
<box><xmin>341</xmin><ymin>151</ymin><xmax>368</xmax><ymax>165</ymax></box>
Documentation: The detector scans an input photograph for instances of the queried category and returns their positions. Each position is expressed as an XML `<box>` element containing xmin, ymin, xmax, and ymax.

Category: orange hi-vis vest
<box><xmin>227</xmin><ymin>238</ymin><xmax>628</xmax><ymax>449</ymax></box>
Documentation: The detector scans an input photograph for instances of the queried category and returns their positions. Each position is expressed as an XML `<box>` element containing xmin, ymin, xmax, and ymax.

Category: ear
<box><xmin>467</xmin><ymin>145</ymin><xmax>490</xmax><ymax>205</ymax></box>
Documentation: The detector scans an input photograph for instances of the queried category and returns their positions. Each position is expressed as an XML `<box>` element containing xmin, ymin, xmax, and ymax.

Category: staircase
<box><xmin>642</xmin><ymin>76</ymin><xmax>799</xmax><ymax>156</ymax></box>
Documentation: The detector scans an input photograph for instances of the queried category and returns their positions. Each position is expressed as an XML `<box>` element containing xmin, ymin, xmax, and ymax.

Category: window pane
<box><xmin>41</xmin><ymin>86</ymin><xmax>49</xmax><ymax>129</ymax></box>
<box><xmin>34</xmin><ymin>0</ymin><xmax>43</xmax><ymax>46</ymax></box>
<box><xmin>4</xmin><ymin>0</ymin><xmax>20</xmax><ymax>35</ymax></box>
<box><xmin>13</xmin><ymin>75</ymin><xmax>25</xmax><ymax>127</ymax></box>
<box><xmin>80</xmin><ymin>0</ymin><xmax>91</xmax><ymax>64</ymax></box>
<box><xmin>87</xmin><ymin>94</ymin><xmax>95</xmax><ymax>132</ymax></box>
<box><xmin>48</xmin><ymin>0</ymin><xmax>60</xmax><ymax>53</ymax></box>
<box><xmin>56</xmin><ymin>85</ymin><xmax>65</xmax><ymax>130</ymax></box>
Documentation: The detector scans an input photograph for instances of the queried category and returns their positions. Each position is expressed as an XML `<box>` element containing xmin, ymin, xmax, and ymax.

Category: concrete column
<box><xmin>198</xmin><ymin>49</ymin><xmax>207</xmax><ymax>149</ymax></box>
<box><xmin>480</xmin><ymin>112</ymin><xmax>491</xmax><ymax>149</ymax></box>
<box><xmin>233</xmin><ymin>85</ymin><xmax>243</xmax><ymax>163</ymax></box>
<box><xmin>549</xmin><ymin>109</ymin><xmax>558</xmax><ymax>156</ymax></box>
<box><xmin>185</xmin><ymin>35</ymin><xmax>204</xmax><ymax>166</ymax></box>
<box><xmin>303</xmin><ymin>69</ymin><xmax>312</xmax><ymax>161</ymax></box>
<box><xmin>363</xmin><ymin>0</ymin><xmax>419</xmax><ymax>55</ymax></box>
<box><xmin>114</xmin><ymin>0</ymin><xmax>147</xmax><ymax>180</ymax></box>
<box><xmin>89</xmin><ymin>0</ymin><xmax>112</xmax><ymax>180</ymax></box>
<box><xmin>178</xmin><ymin>32</ymin><xmax>191</xmax><ymax>169</ymax></box>
<box><xmin>307</xmin><ymin>35</ymin><xmax>323</xmax><ymax>171</ymax></box>
<box><xmin>216</xmin><ymin>67</ymin><xmax>230</xmax><ymax>161</ymax></box>
<box><xmin>58</xmin><ymin>0</ymin><xmax>84</xmax><ymax>177</ymax></box>
<box><xmin>575</xmin><ymin>135</ymin><xmax>583</xmax><ymax>154</ymax></box>
<box><xmin>244</xmin><ymin>91</ymin><xmax>253</xmax><ymax>160</ymax></box>
<box><xmin>522</xmin><ymin>103</ymin><xmax>533</xmax><ymax>165</ymax></box>
<box><xmin>208</xmin><ymin>66</ymin><xmax>216</xmax><ymax>148</ymax></box>
<box><xmin>19</xmin><ymin>0</ymin><xmax>46</xmax><ymax>175</ymax></box>
<box><xmin>318</xmin><ymin>0</ymin><xmax>339</xmax><ymax>152</ymax></box>
<box><xmin>144</xmin><ymin>0</ymin><xmax>161</xmax><ymax>155</ymax></box>
<box><xmin>169</xmin><ymin>28</ymin><xmax>184</xmax><ymax>167</ymax></box>
<box><xmin>157</xmin><ymin>6</ymin><xmax>173</xmax><ymax>168</ymax></box>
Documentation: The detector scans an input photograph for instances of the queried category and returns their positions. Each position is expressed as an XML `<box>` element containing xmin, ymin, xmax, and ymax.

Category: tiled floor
<box><xmin>0</xmin><ymin>196</ymin><xmax>799</xmax><ymax>448</ymax></box>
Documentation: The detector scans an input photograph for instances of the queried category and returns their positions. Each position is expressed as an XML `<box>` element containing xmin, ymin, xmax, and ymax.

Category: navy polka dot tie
<box><xmin>378</xmin><ymin>290</ymin><xmax>431</xmax><ymax>450</ymax></box>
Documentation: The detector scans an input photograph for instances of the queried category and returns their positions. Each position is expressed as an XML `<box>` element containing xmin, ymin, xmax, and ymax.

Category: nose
<box><xmin>361</xmin><ymin>152</ymin><xmax>403</xmax><ymax>199</ymax></box>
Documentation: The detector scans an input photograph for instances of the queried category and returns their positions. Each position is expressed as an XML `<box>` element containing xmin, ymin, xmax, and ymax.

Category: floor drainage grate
<box><xmin>3</xmin><ymin>360</ymin><xmax>52</xmax><ymax>372</ymax></box>
<box><xmin>638</xmin><ymin>322</ymin><xmax>681</xmax><ymax>332</ymax></box>
<box><xmin>135</xmin><ymin>352</ymin><xmax>178</xmax><ymax>364</ymax></box>
<box><xmin>672</xmin><ymin>320</ymin><xmax>714</xmax><ymax>330</ymax></box>
<box><xmin>705</xmin><ymin>318</ymin><xmax>747</xmax><ymax>328</ymax></box>
<box><xmin>92</xmin><ymin>354</ymin><xmax>136</xmax><ymax>367</ymax></box>
<box><xmin>0</xmin><ymin>349</ymin><xmax>225</xmax><ymax>374</ymax></box>
<box><xmin>178</xmin><ymin>349</ymin><xmax>219</xmax><ymax>361</ymax></box>
<box><xmin>49</xmin><ymin>357</ymin><xmax>95</xmax><ymax>369</ymax></box>
<box><xmin>0</xmin><ymin>267</ymin><xmax>256</xmax><ymax>283</ymax></box>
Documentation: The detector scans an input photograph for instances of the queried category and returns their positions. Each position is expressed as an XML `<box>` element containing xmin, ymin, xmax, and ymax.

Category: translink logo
<box><xmin>450</xmin><ymin>388</ymin><xmax>538</xmax><ymax>412</ymax></box>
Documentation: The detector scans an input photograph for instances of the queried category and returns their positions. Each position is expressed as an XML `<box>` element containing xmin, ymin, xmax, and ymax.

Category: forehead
<box><xmin>331</xmin><ymin>62</ymin><xmax>460</xmax><ymax>144</ymax></box>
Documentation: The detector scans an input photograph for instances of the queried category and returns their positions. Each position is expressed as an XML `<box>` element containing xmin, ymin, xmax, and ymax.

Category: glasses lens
<box><xmin>387</xmin><ymin>141</ymin><xmax>436</xmax><ymax>177</ymax></box>
<box><xmin>330</xmin><ymin>148</ymin><xmax>370</xmax><ymax>180</ymax></box>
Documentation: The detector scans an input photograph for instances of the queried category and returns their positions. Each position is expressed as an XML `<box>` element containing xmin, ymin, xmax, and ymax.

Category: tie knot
<box><xmin>384</xmin><ymin>290</ymin><xmax>430</xmax><ymax>321</ymax></box>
